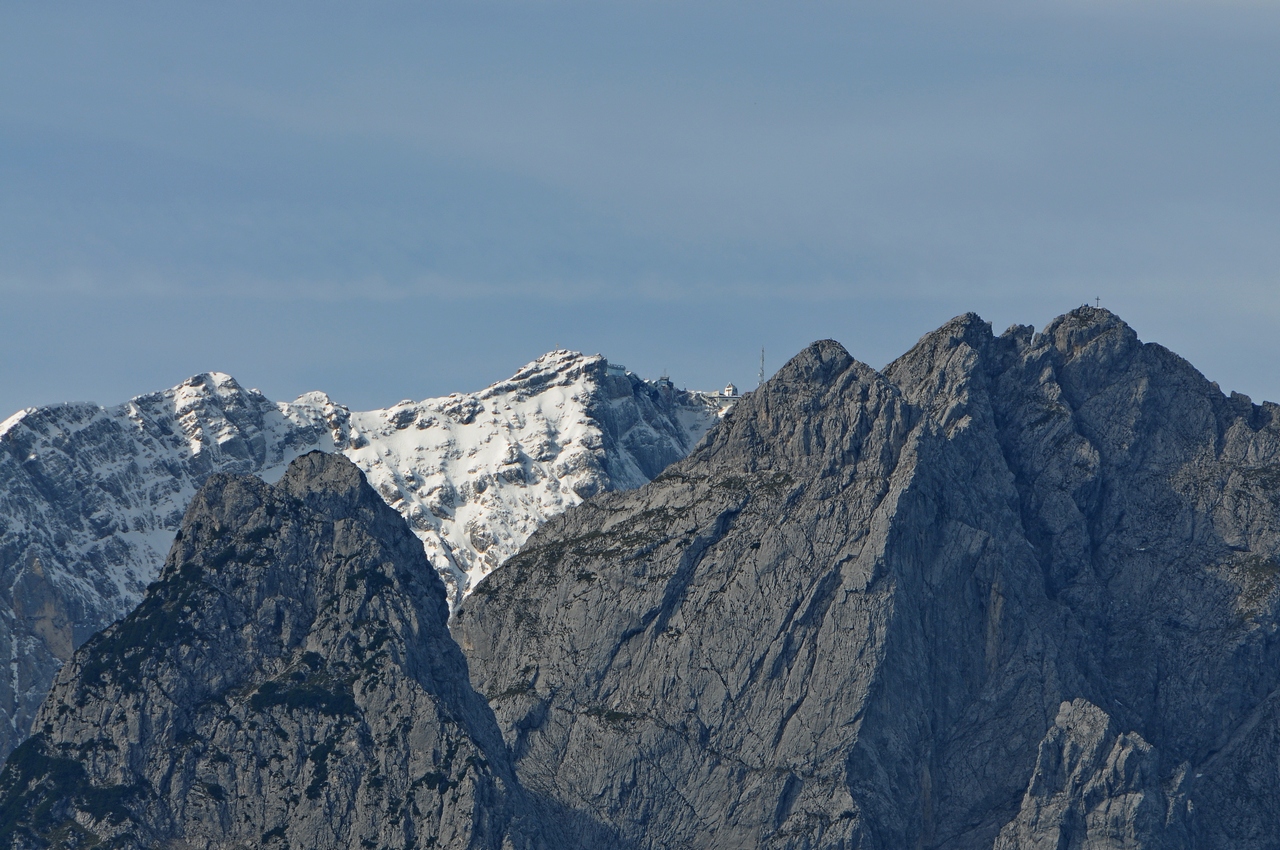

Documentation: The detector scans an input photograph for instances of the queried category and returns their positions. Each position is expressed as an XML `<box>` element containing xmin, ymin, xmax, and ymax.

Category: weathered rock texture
<box><xmin>994</xmin><ymin>699</ymin><xmax>1188</xmax><ymax>850</ymax></box>
<box><xmin>454</xmin><ymin>308</ymin><xmax>1280</xmax><ymax>848</ymax></box>
<box><xmin>0</xmin><ymin>452</ymin><xmax>612</xmax><ymax>849</ymax></box>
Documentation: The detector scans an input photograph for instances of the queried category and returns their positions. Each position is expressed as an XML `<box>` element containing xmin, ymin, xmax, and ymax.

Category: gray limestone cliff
<box><xmin>0</xmin><ymin>452</ymin><xmax>612</xmax><ymax>849</ymax></box>
<box><xmin>994</xmin><ymin>699</ymin><xmax>1188</xmax><ymax>850</ymax></box>
<box><xmin>454</xmin><ymin>307</ymin><xmax>1280</xmax><ymax>848</ymax></box>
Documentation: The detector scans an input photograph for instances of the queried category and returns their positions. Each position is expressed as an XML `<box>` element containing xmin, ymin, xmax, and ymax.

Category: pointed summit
<box><xmin>0</xmin><ymin>453</ymin><xmax>600</xmax><ymax>848</ymax></box>
<box><xmin>689</xmin><ymin>338</ymin><xmax>900</xmax><ymax>473</ymax></box>
<box><xmin>459</xmin><ymin>308</ymin><xmax>1280</xmax><ymax>848</ymax></box>
<box><xmin>1041</xmin><ymin>304</ymin><xmax>1140</xmax><ymax>362</ymax></box>
<box><xmin>0</xmin><ymin>353</ymin><xmax>723</xmax><ymax>761</ymax></box>
<box><xmin>767</xmin><ymin>338</ymin><xmax>856</xmax><ymax>389</ymax></box>
<box><xmin>280</xmin><ymin>449</ymin><xmax>405</xmax><ymax>529</ymax></box>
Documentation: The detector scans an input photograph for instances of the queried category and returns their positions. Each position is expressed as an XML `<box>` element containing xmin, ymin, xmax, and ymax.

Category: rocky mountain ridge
<box><xmin>455</xmin><ymin>307</ymin><xmax>1280</xmax><ymax>848</ymax></box>
<box><xmin>12</xmin><ymin>306</ymin><xmax>1280</xmax><ymax>847</ymax></box>
<box><xmin>0</xmin><ymin>351</ymin><xmax>721</xmax><ymax>760</ymax></box>
<box><xmin>0</xmin><ymin>451</ymin><xmax>618</xmax><ymax>848</ymax></box>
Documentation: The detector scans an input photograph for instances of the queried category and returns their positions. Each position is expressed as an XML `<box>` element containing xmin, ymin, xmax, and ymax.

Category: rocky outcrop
<box><xmin>0</xmin><ymin>452</ymin><xmax>614</xmax><ymax>848</ymax></box>
<box><xmin>454</xmin><ymin>308</ymin><xmax>1280</xmax><ymax>848</ymax></box>
<box><xmin>994</xmin><ymin>699</ymin><xmax>1189</xmax><ymax>850</ymax></box>
<box><xmin>0</xmin><ymin>352</ymin><xmax>719</xmax><ymax>761</ymax></box>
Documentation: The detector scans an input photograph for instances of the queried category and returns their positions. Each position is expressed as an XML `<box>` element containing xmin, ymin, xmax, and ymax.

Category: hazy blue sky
<box><xmin>3</xmin><ymin>1</ymin><xmax>1280</xmax><ymax>414</ymax></box>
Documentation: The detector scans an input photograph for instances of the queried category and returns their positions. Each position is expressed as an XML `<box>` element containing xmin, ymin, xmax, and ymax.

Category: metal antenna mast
<box><xmin>759</xmin><ymin>347</ymin><xmax>765</xmax><ymax>388</ymax></box>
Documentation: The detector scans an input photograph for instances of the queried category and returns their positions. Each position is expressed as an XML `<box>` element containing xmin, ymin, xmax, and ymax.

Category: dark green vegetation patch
<box><xmin>250</xmin><ymin>675</ymin><xmax>357</xmax><ymax>717</ymax></box>
<box><xmin>75</xmin><ymin>561</ymin><xmax>206</xmax><ymax>698</ymax></box>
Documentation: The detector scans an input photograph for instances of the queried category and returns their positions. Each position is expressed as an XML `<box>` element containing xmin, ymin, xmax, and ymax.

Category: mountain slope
<box><xmin>0</xmin><ymin>352</ymin><xmax>720</xmax><ymax>760</ymax></box>
<box><xmin>335</xmin><ymin>350</ymin><xmax>720</xmax><ymax>602</ymax></box>
<box><xmin>455</xmin><ymin>308</ymin><xmax>1280</xmax><ymax>848</ymax></box>
<box><xmin>0</xmin><ymin>452</ymin><xmax>620</xmax><ymax>849</ymax></box>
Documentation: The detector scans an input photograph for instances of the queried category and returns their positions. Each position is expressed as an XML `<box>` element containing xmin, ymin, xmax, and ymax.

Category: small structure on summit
<box><xmin>701</xmin><ymin>382</ymin><xmax>740</xmax><ymax>412</ymax></box>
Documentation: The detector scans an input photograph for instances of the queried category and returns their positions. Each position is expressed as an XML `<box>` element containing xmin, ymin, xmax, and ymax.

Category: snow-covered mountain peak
<box><xmin>478</xmin><ymin>348</ymin><xmax>601</xmax><ymax>400</ymax></box>
<box><xmin>0</xmin><ymin>353</ymin><xmax>725</xmax><ymax>757</ymax></box>
<box><xmin>0</xmin><ymin>409</ymin><xmax>31</xmax><ymax>440</ymax></box>
<box><xmin>319</xmin><ymin>349</ymin><xmax>721</xmax><ymax>601</ymax></box>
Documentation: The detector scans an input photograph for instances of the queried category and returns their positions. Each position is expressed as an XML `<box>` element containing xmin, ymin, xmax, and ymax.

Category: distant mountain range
<box><xmin>10</xmin><ymin>308</ymin><xmax>1280</xmax><ymax>847</ymax></box>
<box><xmin>0</xmin><ymin>351</ymin><xmax>722</xmax><ymax>760</ymax></box>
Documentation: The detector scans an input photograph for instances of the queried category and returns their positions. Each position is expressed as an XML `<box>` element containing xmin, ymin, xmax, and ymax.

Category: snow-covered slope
<box><xmin>321</xmin><ymin>350</ymin><xmax>722</xmax><ymax>602</ymax></box>
<box><xmin>0</xmin><ymin>351</ymin><xmax>723</xmax><ymax>759</ymax></box>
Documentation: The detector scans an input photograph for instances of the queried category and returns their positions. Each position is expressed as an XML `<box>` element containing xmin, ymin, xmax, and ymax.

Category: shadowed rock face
<box><xmin>0</xmin><ymin>374</ymin><xmax>336</xmax><ymax>766</ymax></box>
<box><xmin>0</xmin><ymin>452</ymin><xmax>614</xmax><ymax>849</ymax></box>
<box><xmin>454</xmin><ymin>308</ymin><xmax>1280</xmax><ymax>849</ymax></box>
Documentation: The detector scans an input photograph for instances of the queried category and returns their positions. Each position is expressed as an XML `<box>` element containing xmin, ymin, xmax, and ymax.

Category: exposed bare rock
<box><xmin>454</xmin><ymin>307</ymin><xmax>1280</xmax><ymax>848</ymax></box>
<box><xmin>0</xmin><ymin>452</ymin><xmax>616</xmax><ymax>849</ymax></box>
<box><xmin>13</xmin><ymin>306</ymin><xmax>1280</xmax><ymax>847</ymax></box>
<box><xmin>994</xmin><ymin>699</ymin><xmax>1189</xmax><ymax>850</ymax></box>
